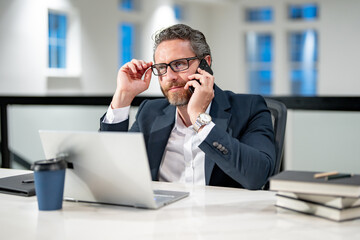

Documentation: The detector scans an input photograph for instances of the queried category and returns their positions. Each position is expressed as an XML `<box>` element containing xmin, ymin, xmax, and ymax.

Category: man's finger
<box><xmin>131</xmin><ymin>59</ymin><xmax>144</xmax><ymax>70</ymax></box>
<box><xmin>143</xmin><ymin>68</ymin><xmax>153</xmax><ymax>85</ymax></box>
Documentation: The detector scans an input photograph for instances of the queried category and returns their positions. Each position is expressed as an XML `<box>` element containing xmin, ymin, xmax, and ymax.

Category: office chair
<box><xmin>263</xmin><ymin>98</ymin><xmax>287</xmax><ymax>189</ymax></box>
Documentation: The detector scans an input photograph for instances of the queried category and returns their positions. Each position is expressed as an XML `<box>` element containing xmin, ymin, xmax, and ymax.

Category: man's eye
<box><xmin>157</xmin><ymin>65</ymin><xmax>166</xmax><ymax>71</ymax></box>
<box><xmin>173</xmin><ymin>61</ymin><xmax>187</xmax><ymax>69</ymax></box>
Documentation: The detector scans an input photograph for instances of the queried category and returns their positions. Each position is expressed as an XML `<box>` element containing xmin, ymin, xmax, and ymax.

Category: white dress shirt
<box><xmin>102</xmin><ymin>104</ymin><xmax>214</xmax><ymax>185</ymax></box>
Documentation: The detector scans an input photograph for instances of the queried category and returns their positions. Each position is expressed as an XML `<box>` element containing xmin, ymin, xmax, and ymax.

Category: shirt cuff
<box><xmin>102</xmin><ymin>105</ymin><xmax>130</xmax><ymax>124</ymax></box>
<box><xmin>195</xmin><ymin>121</ymin><xmax>215</xmax><ymax>143</ymax></box>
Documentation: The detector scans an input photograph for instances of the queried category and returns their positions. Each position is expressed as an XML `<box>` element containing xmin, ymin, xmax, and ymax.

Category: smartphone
<box><xmin>189</xmin><ymin>59</ymin><xmax>213</xmax><ymax>93</ymax></box>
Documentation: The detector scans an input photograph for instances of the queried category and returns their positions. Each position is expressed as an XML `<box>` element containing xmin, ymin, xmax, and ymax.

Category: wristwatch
<box><xmin>193</xmin><ymin>113</ymin><xmax>212</xmax><ymax>132</ymax></box>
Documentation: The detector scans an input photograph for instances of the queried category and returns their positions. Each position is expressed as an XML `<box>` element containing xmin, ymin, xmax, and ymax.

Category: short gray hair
<box><xmin>153</xmin><ymin>24</ymin><xmax>211</xmax><ymax>62</ymax></box>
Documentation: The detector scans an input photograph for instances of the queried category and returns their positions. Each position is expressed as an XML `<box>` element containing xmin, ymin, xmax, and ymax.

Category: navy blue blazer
<box><xmin>100</xmin><ymin>85</ymin><xmax>275</xmax><ymax>189</ymax></box>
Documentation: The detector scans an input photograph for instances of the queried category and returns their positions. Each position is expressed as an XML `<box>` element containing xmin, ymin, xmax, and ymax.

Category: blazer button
<box><xmin>217</xmin><ymin>144</ymin><xmax>223</xmax><ymax>150</ymax></box>
<box><xmin>223</xmin><ymin>149</ymin><xmax>228</xmax><ymax>155</ymax></box>
<box><xmin>213</xmin><ymin>142</ymin><xmax>219</xmax><ymax>147</ymax></box>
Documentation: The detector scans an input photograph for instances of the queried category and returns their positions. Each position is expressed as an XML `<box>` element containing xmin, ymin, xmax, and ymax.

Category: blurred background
<box><xmin>0</xmin><ymin>0</ymin><xmax>359</xmax><ymax>173</ymax></box>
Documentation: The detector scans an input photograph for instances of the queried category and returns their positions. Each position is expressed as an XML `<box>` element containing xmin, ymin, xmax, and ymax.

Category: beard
<box><xmin>160</xmin><ymin>83</ymin><xmax>192</xmax><ymax>106</ymax></box>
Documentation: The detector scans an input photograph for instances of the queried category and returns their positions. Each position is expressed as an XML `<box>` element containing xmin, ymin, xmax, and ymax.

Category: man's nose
<box><xmin>163</xmin><ymin>66</ymin><xmax>178</xmax><ymax>81</ymax></box>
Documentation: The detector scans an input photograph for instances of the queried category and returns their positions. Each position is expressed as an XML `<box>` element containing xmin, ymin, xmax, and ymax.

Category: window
<box><xmin>287</xmin><ymin>3</ymin><xmax>318</xmax><ymax>95</ymax></box>
<box><xmin>289</xmin><ymin>30</ymin><xmax>318</xmax><ymax>95</ymax></box>
<box><xmin>246</xmin><ymin>33</ymin><xmax>273</xmax><ymax>95</ymax></box>
<box><xmin>119</xmin><ymin>23</ymin><xmax>135</xmax><ymax>67</ymax></box>
<box><xmin>242</xmin><ymin>3</ymin><xmax>320</xmax><ymax>96</ymax></box>
<box><xmin>48</xmin><ymin>12</ymin><xmax>67</xmax><ymax>69</ymax></box>
<box><xmin>245</xmin><ymin>7</ymin><xmax>273</xmax><ymax>22</ymax></box>
<box><xmin>244</xmin><ymin>7</ymin><xmax>273</xmax><ymax>95</ymax></box>
<box><xmin>119</xmin><ymin>0</ymin><xmax>134</xmax><ymax>11</ymax></box>
<box><xmin>288</xmin><ymin>4</ymin><xmax>318</xmax><ymax>20</ymax></box>
<box><xmin>174</xmin><ymin>4</ymin><xmax>184</xmax><ymax>21</ymax></box>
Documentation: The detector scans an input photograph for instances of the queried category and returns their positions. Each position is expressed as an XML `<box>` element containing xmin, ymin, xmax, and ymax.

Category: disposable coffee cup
<box><xmin>32</xmin><ymin>158</ymin><xmax>67</xmax><ymax>211</ymax></box>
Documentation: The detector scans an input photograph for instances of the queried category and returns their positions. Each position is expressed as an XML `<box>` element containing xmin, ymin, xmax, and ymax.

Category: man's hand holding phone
<box><xmin>185</xmin><ymin>59</ymin><xmax>215</xmax><ymax>125</ymax></box>
<box><xmin>111</xmin><ymin>59</ymin><xmax>153</xmax><ymax>109</ymax></box>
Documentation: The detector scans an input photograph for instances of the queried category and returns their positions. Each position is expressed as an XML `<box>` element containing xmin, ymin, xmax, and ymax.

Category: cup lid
<box><xmin>32</xmin><ymin>158</ymin><xmax>67</xmax><ymax>171</ymax></box>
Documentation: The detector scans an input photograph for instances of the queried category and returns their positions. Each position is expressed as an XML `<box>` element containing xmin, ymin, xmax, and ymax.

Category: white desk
<box><xmin>1</xmin><ymin>169</ymin><xmax>359</xmax><ymax>240</ymax></box>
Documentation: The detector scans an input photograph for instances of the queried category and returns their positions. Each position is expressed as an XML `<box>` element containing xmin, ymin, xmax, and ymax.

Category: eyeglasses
<box><xmin>151</xmin><ymin>57</ymin><xmax>199</xmax><ymax>76</ymax></box>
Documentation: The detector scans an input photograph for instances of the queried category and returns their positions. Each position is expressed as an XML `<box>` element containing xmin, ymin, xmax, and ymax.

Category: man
<box><xmin>100</xmin><ymin>24</ymin><xmax>275</xmax><ymax>189</ymax></box>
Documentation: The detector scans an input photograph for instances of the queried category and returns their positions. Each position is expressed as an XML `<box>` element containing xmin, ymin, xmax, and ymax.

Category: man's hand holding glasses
<box><xmin>111</xmin><ymin>59</ymin><xmax>153</xmax><ymax>109</ymax></box>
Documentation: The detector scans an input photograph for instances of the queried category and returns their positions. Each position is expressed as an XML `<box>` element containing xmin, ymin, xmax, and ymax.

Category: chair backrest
<box><xmin>264</xmin><ymin>98</ymin><xmax>287</xmax><ymax>177</ymax></box>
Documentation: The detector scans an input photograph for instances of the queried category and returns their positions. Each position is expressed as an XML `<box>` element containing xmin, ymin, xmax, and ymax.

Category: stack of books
<box><xmin>269</xmin><ymin>170</ymin><xmax>360</xmax><ymax>222</ymax></box>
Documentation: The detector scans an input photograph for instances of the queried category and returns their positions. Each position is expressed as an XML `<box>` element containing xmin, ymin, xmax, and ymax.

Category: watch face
<box><xmin>200</xmin><ymin>113</ymin><xmax>212</xmax><ymax>123</ymax></box>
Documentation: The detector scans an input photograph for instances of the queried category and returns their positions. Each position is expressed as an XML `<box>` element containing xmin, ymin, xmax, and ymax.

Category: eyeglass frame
<box><xmin>151</xmin><ymin>56</ymin><xmax>199</xmax><ymax>76</ymax></box>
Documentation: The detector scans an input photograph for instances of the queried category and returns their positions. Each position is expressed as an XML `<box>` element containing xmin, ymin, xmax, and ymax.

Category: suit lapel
<box><xmin>147</xmin><ymin>105</ymin><xmax>176</xmax><ymax>180</ymax></box>
<box><xmin>205</xmin><ymin>85</ymin><xmax>232</xmax><ymax>185</ymax></box>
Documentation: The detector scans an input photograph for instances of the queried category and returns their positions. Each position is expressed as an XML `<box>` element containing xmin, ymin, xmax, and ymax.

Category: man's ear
<box><xmin>204</xmin><ymin>55</ymin><xmax>212</xmax><ymax>67</ymax></box>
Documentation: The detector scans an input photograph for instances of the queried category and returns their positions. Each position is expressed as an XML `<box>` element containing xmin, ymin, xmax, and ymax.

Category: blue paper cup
<box><xmin>33</xmin><ymin>158</ymin><xmax>67</xmax><ymax>211</ymax></box>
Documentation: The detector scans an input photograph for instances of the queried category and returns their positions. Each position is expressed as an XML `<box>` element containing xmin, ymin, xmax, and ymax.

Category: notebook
<box><xmin>0</xmin><ymin>173</ymin><xmax>35</xmax><ymax>197</ymax></box>
<box><xmin>39</xmin><ymin>130</ymin><xmax>189</xmax><ymax>209</ymax></box>
<box><xmin>269</xmin><ymin>170</ymin><xmax>360</xmax><ymax>197</ymax></box>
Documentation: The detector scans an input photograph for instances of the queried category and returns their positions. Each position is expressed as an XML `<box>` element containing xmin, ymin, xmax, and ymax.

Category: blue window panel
<box><xmin>48</xmin><ymin>12</ymin><xmax>67</xmax><ymax>68</ymax></box>
<box><xmin>57</xmin><ymin>45</ymin><xmax>66</xmax><ymax>69</ymax></box>
<box><xmin>174</xmin><ymin>5</ymin><xmax>183</xmax><ymax>21</ymax></box>
<box><xmin>246</xmin><ymin>32</ymin><xmax>273</xmax><ymax>94</ymax></box>
<box><xmin>119</xmin><ymin>23</ymin><xmax>134</xmax><ymax>67</ymax></box>
<box><xmin>258</xmin><ymin>35</ymin><xmax>272</xmax><ymax>62</ymax></box>
<box><xmin>289</xmin><ymin>4</ymin><xmax>318</xmax><ymax>20</ymax></box>
<box><xmin>289</xmin><ymin>7</ymin><xmax>302</xmax><ymax>19</ymax></box>
<box><xmin>246</xmin><ymin>33</ymin><xmax>272</xmax><ymax>62</ymax></box>
<box><xmin>289</xmin><ymin>33</ymin><xmax>302</xmax><ymax>61</ymax></box>
<box><xmin>249</xmin><ymin>70</ymin><xmax>272</xmax><ymax>95</ymax></box>
<box><xmin>246</xmin><ymin>7</ymin><xmax>273</xmax><ymax>22</ymax></box>
<box><xmin>48</xmin><ymin>45</ymin><xmax>53</xmax><ymax>68</ymax></box>
<box><xmin>303</xmin><ymin>4</ymin><xmax>318</xmax><ymax>19</ymax></box>
<box><xmin>289</xmin><ymin>30</ymin><xmax>318</xmax><ymax>95</ymax></box>
<box><xmin>120</xmin><ymin>0</ymin><xmax>134</xmax><ymax>11</ymax></box>
<box><xmin>291</xmin><ymin>70</ymin><xmax>317</xmax><ymax>96</ymax></box>
<box><xmin>48</xmin><ymin>14</ymin><xmax>54</xmax><ymax>38</ymax></box>
<box><xmin>289</xmin><ymin>30</ymin><xmax>318</xmax><ymax>62</ymax></box>
<box><xmin>57</xmin><ymin>14</ymin><xmax>67</xmax><ymax>39</ymax></box>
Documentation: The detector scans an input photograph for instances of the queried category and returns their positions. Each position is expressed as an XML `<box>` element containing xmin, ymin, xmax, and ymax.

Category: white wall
<box><xmin>318</xmin><ymin>0</ymin><xmax>360</xmax><ymax>95</ymax></box>
<box><xmin>71</xmin><ymin>0</ymin><xmax>118</xmax><ymax>95</ymax></box>
<box><xmin>0</xmin><ymin>0</ymin><xmax>47</xmax><ymax>94</ymax></box>
<box><xmin>206</xmin><ymin>2</ymin><xmax>243</xmax><ymax>92</ymax></box>
<box><xmin>284</xmin><ymin>110</ymin><xmax>360</xmax><ymax>173</ymax></box>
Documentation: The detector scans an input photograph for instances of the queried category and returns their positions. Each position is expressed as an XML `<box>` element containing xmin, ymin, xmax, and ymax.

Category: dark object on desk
<box><xmin>269</xmin><ymin>170</ymin><xmax>360</xmax><ymax>198</ymax></box>
<box><xmin>327</xmin><ymin>173</ymin><xmax>353</xmax><ymax>180</ymax></box>
<box><xmin>0</xmin><ymin>173</ymin><xmax>35</xmax><ymax>197</ymax></box>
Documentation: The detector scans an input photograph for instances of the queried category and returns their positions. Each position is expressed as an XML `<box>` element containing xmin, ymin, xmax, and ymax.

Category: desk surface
<box><xmin>1</xmin><ymin>169</ymin><xmax>359</xmax><ymax>240</ymax></box>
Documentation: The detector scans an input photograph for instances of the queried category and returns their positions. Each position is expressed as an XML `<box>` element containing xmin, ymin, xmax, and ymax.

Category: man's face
<box><xmin>154</xmin><ymin>39</ymin><xmax>199</xmax><ymax>106</ymax></box>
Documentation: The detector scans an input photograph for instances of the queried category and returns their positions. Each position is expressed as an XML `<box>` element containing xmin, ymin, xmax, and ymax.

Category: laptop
<box><xmin>39</xmin><ymin>130</ymin><xmax>189</xmax><ymax>209</ymax></box>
